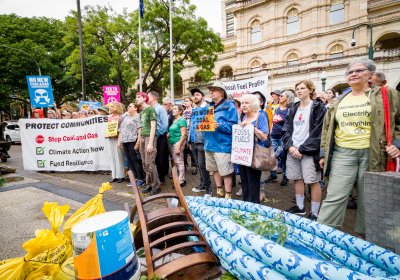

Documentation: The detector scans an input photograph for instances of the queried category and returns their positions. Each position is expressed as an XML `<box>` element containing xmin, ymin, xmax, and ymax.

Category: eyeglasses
<box><xmin>88</xmin><ymin>111</ymin><xmax>95</xmax><ymax>114</ymax></box>
<box><xmin>347</xmin><ymin>68</ymin><xmax>368</xmax><ymax>76</ymax></box>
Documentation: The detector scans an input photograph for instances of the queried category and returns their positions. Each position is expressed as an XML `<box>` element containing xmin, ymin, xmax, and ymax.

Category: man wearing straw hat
<box><xmin>204</xmin><ymin>81</ymin><xmax>238</xmax><ymax>199</ymax></box>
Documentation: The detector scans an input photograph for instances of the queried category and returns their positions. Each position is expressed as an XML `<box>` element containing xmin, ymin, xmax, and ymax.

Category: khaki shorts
<box><xmin>286</xmin><ymin>153</ymin><xmax>320</xmax><ymax>184</ymax></box>
<box><xmin>205</xmin><ymin>152</ymin><xmax>233</xmax><ymax>177</ymax></box>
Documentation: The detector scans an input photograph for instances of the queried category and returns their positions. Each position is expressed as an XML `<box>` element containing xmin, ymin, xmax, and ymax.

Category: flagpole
<box><xmin>138</xmin><ymin>0</ymin><xmax>143</xmax><ymax>92</ymax></box>
<box><xmin>169</xmin><ymin>0</ymin><xmax>174</xmax><ymax>100</ymax></box>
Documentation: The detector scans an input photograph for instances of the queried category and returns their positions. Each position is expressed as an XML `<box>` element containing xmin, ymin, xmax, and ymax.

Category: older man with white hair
<box><xmin>204</xmin><ymin>81</ymin><xmax>238</xmax><ymax>199</ymax></box>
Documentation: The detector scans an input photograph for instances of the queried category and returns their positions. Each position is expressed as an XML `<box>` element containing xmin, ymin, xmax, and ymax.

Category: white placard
<box><xmin>223</xmin><ymin>74</ymin><xmax>268</xmax><ymax>100</ymax></box>
<box><xmin>231</xmin><ymin>124</ymin><xmax>254</xmax><ymax>166</ymax></box>
<box><xmin>19</xmin><ymin>116</ymin><xmax>111</xmax><ymax>171</ymax></box>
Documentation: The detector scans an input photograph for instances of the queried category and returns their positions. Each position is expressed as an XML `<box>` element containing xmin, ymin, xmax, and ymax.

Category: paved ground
<box><xmin>0</xmin><ymin>144</ymin><xmax>358</xmax><ymax>260</ymax></box>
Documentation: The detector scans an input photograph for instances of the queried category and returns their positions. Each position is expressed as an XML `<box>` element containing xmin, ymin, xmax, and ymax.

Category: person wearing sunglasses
<box><xmin>318</xmin><ymin>58</ymin><xmax>400</xmax><ymax>239</ymax></box>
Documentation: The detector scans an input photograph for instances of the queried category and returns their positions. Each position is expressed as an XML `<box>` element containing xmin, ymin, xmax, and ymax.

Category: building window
<box><xmin>287</xmin><ymin>9</ymin><xmax>299</xmax><ymax>35</ymax></box>
<box><xmin>330</xmin><ymin>0</ymin><xmax>344</xmax><ymax>25</ymax></box>
<box><xmin>219</xmin><ymin>66</ymin><xmax>233</xmax><ymax>79</ymax></box>
<box><xmin>287</xmin><ymin>52</ymin><xmax>299</xmax><ymax>65</ymax></box>
<box><xmin>250</xmin><ymin>60</ymin><xmax>261</xmax><ymax>72</ymax></box>
<box><xmin>226</xmin><ymin>13</ymin><xmax>235</xmax><ymax>37</ymax></box>
<box><xmin>251</xmin><ymin>20</ymin><xmax>262</xmax><ymax>44</ymax></box>
<box><xmin>330</xmin><ymin>44</ymin><xmax>344</xmax><ymax>59</ymax></box>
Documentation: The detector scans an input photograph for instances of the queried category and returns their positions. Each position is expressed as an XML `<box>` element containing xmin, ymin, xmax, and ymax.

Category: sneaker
<box><xmin>127</xmin><ymin>182</ymin><xmax>132</xmax><ymax>187</ymax></box>
<box><xmin>265</xmin><ymin>174</ymin><xmax>278</xmax><ymax>183</ymax></box>
<box><xmin>136</xmin><ymin>179</ymin><xmax>144</xmax><ymax>187</ymax></box>
<box><xmin>204</xmin><ymin>190</ymin><xmax>212</xmax><ymax>197</ymax></box>
<box><xmin>141</xmin><ymin>185</ymin><xmax>152</xmax><ymax>194</ymax></box>
<box><xmin>180</xmin><ymin>181</ymin><xmax>186</xmax><ymax>188</ymax></box>
<box><xmin>280</xmin><ymin>176</ymin><xmax>289</xmax><ymax>186</ymax></box>
<box><xmin>150</xmin><ymin>188</ymin><xmax>161</xmax><ymax>196</ymax></box>
<box><xmin>236</xmin><ymin>188</ymin><xmax>243</xmax><ymax>196</ymax></box>
<box><xmin>192</xmin><ymin>185</ymin><xmax>206</xmax><ymax>192</ymax></box>
<box><xmin>116</xmin><ymin>178</ymin><xmax>125</xmax><ymax>183</ymax></box>
<box><xmin>307</xmin><ymin>213</ymin><xmax>318</xmax><ymax>221</ymax></box>
<box><xmin>285</xmin><ymin>205</ymin><xmax>306</xmax><ymax>215</ymax></box>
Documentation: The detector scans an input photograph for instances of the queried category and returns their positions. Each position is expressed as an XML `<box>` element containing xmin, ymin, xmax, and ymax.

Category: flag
<box><xmin>139</xmin><ymin>0</ymin><xmax>144</xmax><ymax>18</ymax></box>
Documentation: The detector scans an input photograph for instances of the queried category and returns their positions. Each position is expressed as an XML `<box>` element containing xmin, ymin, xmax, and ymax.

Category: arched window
<box><xmin>251</xmin><ymin>20</ymin><xmax>262</xmax><ymax>44</ymax></box>
<box><xmin>330</xmin><ymin>0</ymin><xmax>344</xmax><ymax>25</ymax></box>
<box><xmin>287</xmin><ymin>52</ymin><xmax>299</xmax><ymax>65</ymax></box>
<box><xmin>250</xmin><ymin>60</ymin><xmax>261</xmax><ymax>72</ymax></box>
<box><xmin>287</xmin><ymin>9</ymin><xmax>299</xmax><ymax>35</ymax></box>
<box><xmin>219</xmin><ymin>66</ymin><xmax>233</xmax><ymax>79</ymax></box>
<box><xmin>330</xmin><ymin>44</ymin><xmax>344</xmax><ymax>59</ymax></box>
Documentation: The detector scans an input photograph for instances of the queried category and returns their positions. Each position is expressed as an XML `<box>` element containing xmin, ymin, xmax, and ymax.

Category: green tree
<box><xmin>64</xmin><ymin>0</ymin><xmax>223</xmax><ymax>103</ymax></box>
<box><xmin>0</xmin><ymin>14</ymin><xmax>81</xmax><ymax>117</ymax></box>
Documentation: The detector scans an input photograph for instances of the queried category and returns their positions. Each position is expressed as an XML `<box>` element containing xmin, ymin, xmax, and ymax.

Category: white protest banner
<box><xmin>19</xmin><ymin>116</ymin><xmax>111</xmax><ymax>171</ymax></box>
<box><xmin>223</xmin><ymin>74</ymin><xmax>268</xmax><ymax>100</ymax></box>
<box><xmin>231</xmin><ymin>124</ymin><xmax>254</xmax><ymax>166</ymax></box>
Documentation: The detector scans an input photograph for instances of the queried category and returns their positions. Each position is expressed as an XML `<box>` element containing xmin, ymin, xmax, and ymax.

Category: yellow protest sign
<box><xmin>105</xmin><ymin>119</ymin><xmax>118</xmax><ymax>137</ymax></box>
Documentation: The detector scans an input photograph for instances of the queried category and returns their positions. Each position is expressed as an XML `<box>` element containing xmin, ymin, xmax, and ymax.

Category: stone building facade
<box><xmin>180</xmin><ymin>0</ymin><xmax>400</xmax><ymax>99</ymax></box>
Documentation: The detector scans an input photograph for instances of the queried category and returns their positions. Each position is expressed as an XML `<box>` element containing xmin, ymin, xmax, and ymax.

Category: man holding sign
<box><xmin>204</xmin><ymin>81</ymin><xmax>238</xmax><ymax>199</ymax></box>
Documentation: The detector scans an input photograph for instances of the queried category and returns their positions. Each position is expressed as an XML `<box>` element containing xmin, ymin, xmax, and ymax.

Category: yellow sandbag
<box><xmin>54</xmin><ymin>257</ymin><xmax>75</xmax><ymax>280</ymax></box>
<box><xmin>25</xmin><ymin>263</ymin><xmax>60</xmax><ymax>280</ymax></box>
<box><xmin>63</xmin><ymin>182</ymin><xmax>112</xmax><ymax>240</ymax></box>
<box><xmin>0</xmin><ymin>231</ymin><xmax>61</xmax><ymax>280</ymax></box>
<box><xmin>30</xmin><ymin>202</ymin><xmax>72</xmax><ymax>265</ymax></box>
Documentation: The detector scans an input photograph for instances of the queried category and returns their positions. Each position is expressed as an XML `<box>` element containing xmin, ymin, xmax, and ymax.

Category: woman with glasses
<box><xmin>88</xmin><ymin>109</ymin><xmax>99</xmax><ymax>116</ymax></box>
<box><xmin>318</xmin><ymin>58</ymin><xmax>400</xmax><ymax>238</ymax></box>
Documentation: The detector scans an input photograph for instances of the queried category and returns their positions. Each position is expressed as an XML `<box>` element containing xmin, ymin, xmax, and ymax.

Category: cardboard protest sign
<box><xmin>231</xmin><ymin>124</ymin><xmax>254</xmax><ymax>166</ymax></box>
<box><xmin>105</xmin><ymin>119</ymin><xmax>118</xmax><ymax>138</ymax></box>
<box><xmin>191</xmin><ymin>106</ymin><xmax>215</xmax><ymax>132</ymax></box>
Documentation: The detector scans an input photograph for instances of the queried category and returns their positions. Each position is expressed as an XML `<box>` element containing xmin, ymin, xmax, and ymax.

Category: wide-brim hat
<box><xmin>270</xmin><ymin>89</ymin><xmax>282</xmax><ymax>96</ymax></box>
<box><xmin>251</xmin><ymin>91</ymin><xmax>266</xmax><ymax>108</ymax></box>
<box><xmin>98</xmin><ymin>106</ymin><xmax>109</xmax><ymax>114</ymax></box>
<box><xmin>190</xmin><ymin>88</ymin><xmax>205</xmax><ymax>96</ymax></box>
<box><xmin>208</xmin><ymin>81</ymin><xmax>227</xmax><ymax>99</ymax></box>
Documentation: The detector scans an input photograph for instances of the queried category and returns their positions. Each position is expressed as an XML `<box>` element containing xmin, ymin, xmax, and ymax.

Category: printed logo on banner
<box><xmin>37</xmin><ymin>160</ymin><xmax>46</xmax><ymax>168</ymax></box>
<box><xmin>36</xmin><ymin>135</ymin><xmax>45</xmax><ymax>144</ymax></box>
<box><xmin>26</xmin><ymin>76</ymin><xmax>54</xmax><ymax>108</ymax></box>
<box><xmin>36</xmin><ymin>147</ymin><xmax>45</xmax><ymax>155</ymax></box>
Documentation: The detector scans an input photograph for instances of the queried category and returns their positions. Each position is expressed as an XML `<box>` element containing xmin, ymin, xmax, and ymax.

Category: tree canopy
<box><xmin>0</xmin><ymin>0</ymin><xmax>223</xmax><ymax>118</ymax></box>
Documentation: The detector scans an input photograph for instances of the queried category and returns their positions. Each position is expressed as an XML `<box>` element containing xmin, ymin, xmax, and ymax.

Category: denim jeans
<box><xmin>190</xmin><ymin>142</ymin><xmax>211</xmax><ymax>193</ymax></box>
<box><xmin>122</xmin><ymin>141</ymin><xmax>144</xmax><ymax>181</ymax></box>
<box><xmin>271</xmin><ymin>138</ymin><xmax>285</xmax><ymax>176</ymax></box>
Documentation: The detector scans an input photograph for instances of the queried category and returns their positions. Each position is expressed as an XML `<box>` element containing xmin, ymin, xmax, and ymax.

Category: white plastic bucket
<box><xmin>72</xmin><ymin>211</ymin><xmax>140</xmax><ymax>280</ymax></box>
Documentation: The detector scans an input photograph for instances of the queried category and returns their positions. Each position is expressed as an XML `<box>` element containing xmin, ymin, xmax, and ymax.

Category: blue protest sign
<box><xmin>79</xmin><ymin>101</ymin><xmax>102</xmax><ymax>111</ymax></box>
<box><xmin>26</xmin><ymin>76</ymin><xmax>54</xmax><ymax>108</ymax></box>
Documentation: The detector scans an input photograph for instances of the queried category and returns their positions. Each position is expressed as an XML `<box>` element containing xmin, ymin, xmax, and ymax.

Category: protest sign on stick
<box><xmin>231</xmin><ymin>124</ymin><xmax>254</xmax><ymax>166</ymax></box>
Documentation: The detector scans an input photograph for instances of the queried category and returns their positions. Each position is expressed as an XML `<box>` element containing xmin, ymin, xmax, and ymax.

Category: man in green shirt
<box><xmin>136</xmin><ymin>92</ymin><xmax>160</xmax><ymax>195</ymax></box>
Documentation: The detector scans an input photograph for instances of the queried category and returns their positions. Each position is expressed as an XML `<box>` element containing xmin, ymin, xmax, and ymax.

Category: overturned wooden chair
<box><xmin>128</xmin><ymin>167</ymin><xmax>221</xmax><ymax>279</ymax></box>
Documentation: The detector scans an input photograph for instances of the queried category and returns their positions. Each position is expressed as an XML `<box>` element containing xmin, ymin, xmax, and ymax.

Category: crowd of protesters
<box><xmin>30</xmin><ymin>58</ymin><xmax>400</xmax><ymax>239</ymax></box>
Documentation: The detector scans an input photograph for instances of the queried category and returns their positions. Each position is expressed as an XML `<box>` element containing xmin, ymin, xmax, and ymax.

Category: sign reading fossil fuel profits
<box><xmin>19</xmin><ymin>117</ymin><xmax>111</xmax><ymax>171</ymax></box>
<box><xmin>231</xmin><ymin>124</ymin><xmax>254</xmax><ymax>167</ymax></box>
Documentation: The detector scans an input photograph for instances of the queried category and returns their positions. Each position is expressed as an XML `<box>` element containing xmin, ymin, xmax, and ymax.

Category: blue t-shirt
<box><xmin>243</xmin><ymin>111</ymin><xmax>270</xmax><ymax>147</ymax></box>
<box><xmin>271</xmin><ymin>107</ymin><xmax>289</xmax><ymax>139</ymax></box>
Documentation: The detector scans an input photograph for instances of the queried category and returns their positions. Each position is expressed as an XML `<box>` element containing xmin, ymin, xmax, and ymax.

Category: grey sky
<box><xmin>0</xmin><ymin>0</ymin><xmax>222</xmax><ymax>34</ymax></box>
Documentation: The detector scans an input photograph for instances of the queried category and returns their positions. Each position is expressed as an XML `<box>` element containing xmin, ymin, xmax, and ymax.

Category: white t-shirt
<box><xmin>292</xmin><ymin>102</ymin><xmax>312</xmax><ymax>147</ymax></box>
